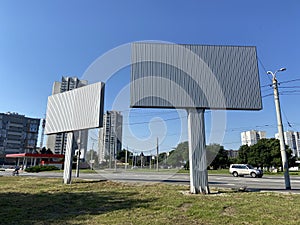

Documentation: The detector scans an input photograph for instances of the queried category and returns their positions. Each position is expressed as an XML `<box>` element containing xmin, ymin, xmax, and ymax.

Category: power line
<box><xmin>123</xmin><ymin>115</ymin><xmax>186</xmax><ymax>125</ymax></box>
<box><xmin>281</xmin><ymin>93</ymin><xmax>300</xmax><ymax>96</ymax></box>
<box><xmin>257</xmin><ymin>56</ymin><xmax>272</xmax><ymax>83</ymax></box>
<box><xmin>123</xmin><ymin>110</ymin><xmax>181</xmax><ymax>116</ymax></box>
<box><xmin>280</xmin><ymin>90</ymin><xmax>300</xmax><ymax>94</ymax></box>
<box><xmin>279</xmin><ymin>86</ymin><xmax>300</xmax><ymax>89</ymax></box>
<box><xmin>261</xmin><ymin>78</ymin><xmax>300</xmax><ymax>88</ymax></box>
<box><xmin>262</xmin><ymin>93</ymin><xmax>273</xmax><ymax>98</ymax></box>
<box><xmin>279</xmin><ymin>78</ymin><xmax>300</xmax><ymax>84</ymax></box>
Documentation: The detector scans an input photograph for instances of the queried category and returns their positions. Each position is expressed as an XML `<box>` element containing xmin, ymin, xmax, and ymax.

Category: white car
<box><xmin>229</xmin><ymin>164</ymin><xmax>263</xmax><ymax>178</ymax></box>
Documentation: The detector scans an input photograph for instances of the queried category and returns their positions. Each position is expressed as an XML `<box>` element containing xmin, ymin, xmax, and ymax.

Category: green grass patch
<box><xmin>41</xmin><ymin>169</ymin><xmax>98</xmax><ymax>174</ymax></box>
<box><xmin>178</xmin><ymin>169</ymin><xmax>230</xmax><ymax>174</ymax></box>
<box><xmin>0</xmin><ymin>177</ymin><xmax>300</xmax><ymax>224</ymax></box>
<box><xmin>207</xmin><ymin>169</ymin><xmax>230</xmax><ymax>175</ymax></box>
<box><xmin>264</xmin><ymin>171</ymin><xmax>300</xmax><ymax>176</ymax></box>
<box><xmin>77</xmin><ymin>169</ymin><xmax>98</xmax><ymax>174</ymax></box>
<box><xmin>115</xmin><ymin>168</ymin><xmax>180</xmax><ymax>173</ymax></box>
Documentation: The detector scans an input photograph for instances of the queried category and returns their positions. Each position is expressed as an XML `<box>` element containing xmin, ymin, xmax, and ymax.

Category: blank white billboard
<box><xmin>131</xmin><ymin>43</ymin><xmax>262</xmax><ymax>110</ymax></box>
<box><xmin>45</xmin><ymin>82</ymin><xmax>105</xmax><ymax>135</ymax></box>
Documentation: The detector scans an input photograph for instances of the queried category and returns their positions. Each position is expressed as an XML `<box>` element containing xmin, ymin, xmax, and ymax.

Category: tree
<box><xmin>179</xmin><ymin>143</ymin><xmax>229</xmax><ymax>170</ymax></box>
<box><xmin>167</xmin><ymin>141</ymin><xmax>189</xmax><ymax>167</ymax></box>
<box><xmin>40</xmin><ymin>147</ymin><xmax>47</xmax><ymax>154</ymax></box>
<box><xmin>207</xmin><ymin>144</ymin><xmax>229</xmax><ymax>169</ymax></box>
<box><xmin>248</xmin><ymin>139</ymin><xmax>271</xmax><ymax>169</ymax></box>
<box><xmin>46</xmin><ymin>148</ymin><xmax>53</xmax><ymax>154</ymax></box>
<box><xmin>236</xmin><ymin>145</ymin><xmax>250</xmax><ymax>164</ymax></box>
<box><xmin>85</xmin><ymin>150</ymin><xmax>99</xmax><ymax>168</ymax></box>
<box><xmin>236</xmin><ymin>138</ymin><xmax>296</xmax><ymax>171</ymax></box>
<box><xmin>116</xmin><ymin>149</ymin><xmax>126</xmax><ymax>163</ymax></box>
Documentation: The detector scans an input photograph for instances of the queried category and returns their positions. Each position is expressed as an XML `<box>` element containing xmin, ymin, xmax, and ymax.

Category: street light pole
<box><xmin>156</xmin><ymin>137</ymin><xmax>159</xmax><ymax>172</ymax></box>
<box><xmin>267</xmin><ymin>68</ymin><xmax>291</xmax><ymax>190</ymax></box>
<box><xmin>75</xmin><ymin>133</ymin><xmax>81</xmax><ymax>178</ymax></box>
<box><xmin>125</xmin><ymin>146</ymin><xmax>128</xmax><ymax>170</ymax></box>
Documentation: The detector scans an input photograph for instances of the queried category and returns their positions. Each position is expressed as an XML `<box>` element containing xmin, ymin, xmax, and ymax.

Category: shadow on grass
<box><xmin>0</xmin><ymin>188</ymin><xmax>156</xmax><ymax>225</ymax></box>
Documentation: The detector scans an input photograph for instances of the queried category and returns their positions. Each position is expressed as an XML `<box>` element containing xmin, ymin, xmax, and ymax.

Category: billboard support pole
<box><xmin>63</xmin><ymin>132</ymin><xmax>74</xmax><ymax>184</ymax></box>
<box><xmin>187</xmin><ymin>109</ymin><xmax>209</xmax><ymax>194</ymax></box>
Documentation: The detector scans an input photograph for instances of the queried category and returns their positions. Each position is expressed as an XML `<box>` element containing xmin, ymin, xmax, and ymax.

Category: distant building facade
<box><xmin>227</xmin><ymin>149</ymin><xmax>239</xmax><ymax>158</ymax></box>
<box><xmin>275</xmin><ymin>131</ymin><xmax>300</xmax><ymax>157</ymax></box>
<box><xmin>46</xmin><ymin>77</ymin><xmax>88</xmax><ymax>157</ymax></box>
<box><xmin>241</xmin><ymin>130</ymin><xmax>266</xmax><ymax>146</ymax></box>
<box><xmin>98</xmin><ymin>111</ymin><xmax>123</xmax><ymax>166</ymax></box>
<box><xmin>0</xmin><ymin>112</ymin><xmax>40</xmax><ymax>162</ymax></box>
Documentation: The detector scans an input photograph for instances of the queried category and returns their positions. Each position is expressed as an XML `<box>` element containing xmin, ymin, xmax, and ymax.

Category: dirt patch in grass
<box><xmin>178</xmin><ymin>202</ymin><xmax>193</xmax><ymax>212</ymax></box>
<box><xmin>221</xmin><ymin>205</ymin><xmax>236</xmax><ymax>216</ymax></box>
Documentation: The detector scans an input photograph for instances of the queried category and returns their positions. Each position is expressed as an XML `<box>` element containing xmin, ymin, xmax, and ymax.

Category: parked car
<box><xmin>229</xmin><ymin>164</ymin><xmax>263</xmax><ymax>178</ymax></box>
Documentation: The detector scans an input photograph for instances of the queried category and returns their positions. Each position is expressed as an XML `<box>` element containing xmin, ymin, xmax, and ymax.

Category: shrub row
<box><xmin>25</xmin><ymin>165</ymin><xmax>60</xmax><ymax>173</ymax></box>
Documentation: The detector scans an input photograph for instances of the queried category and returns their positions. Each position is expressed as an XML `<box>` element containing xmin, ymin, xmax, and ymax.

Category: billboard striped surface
<box><xmin>45</xmin><ymin>82</ymin><xmax>105</xmax><ymax>135</ymax></box>
<box><xmin>131</xmin><ymin>43</ymin><xmax>262</xmax><ymax>110</ymax></box>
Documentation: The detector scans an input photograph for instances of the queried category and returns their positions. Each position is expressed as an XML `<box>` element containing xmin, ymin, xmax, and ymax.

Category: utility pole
<box><xmin>267</xmin><ymin>68</ymin><xmax>291</xmax><ymax>190</ymax></box>
<box><xmin>125</xmin><ymin>146</ymin><xmax>128</xmax><ymax>170</ymax></box>
<box><xmin>89</xmin><ymin>136</ymin><xmax>98</xmax><ymax>170</ymax></box>
<box><xmin>39</xmin><ymin>118</ymin><xmax>46</xmax><ymax>149</ymax></box>
<box><xmin>156</xmin><ymin>137</ymin><xmax>159</xmax><ymax>171</ymax></box>
<box><xmin>114</xmin><ymin>142</ymin><xmax>117</xmax><ymax>172</ymax></box>
<box><xmin>90</xmin><ymin>142</ymin><xmax>94</xmax><ymax>170</ymax></box>
<box><xmin>75</xmin><ymin>150</ymin><xmax>80</xmax><ymax>177</ymax></box>
<box><xmin>132</xmin><ymin>150</ymin><xmax>134</xmax><ymax>168</ymax></box>
<box><xmin>75</xmin><ymin>132</ymin><xmax>81</xmax><ymax>177</ymax></box>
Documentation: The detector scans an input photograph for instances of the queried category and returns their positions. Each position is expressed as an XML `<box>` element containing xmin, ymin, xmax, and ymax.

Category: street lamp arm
<box><xmin>267</xmin><ymin>68</ymin><xmax>286</xmax><ymax>80</ymax></box>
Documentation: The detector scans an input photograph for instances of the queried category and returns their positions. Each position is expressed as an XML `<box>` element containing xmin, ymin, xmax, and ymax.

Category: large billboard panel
<box><xmin>45</xmin><ymin>82</ymin><xmax>105</xmax><ymax>135</ymax></box>
<box><xmin>130</xmin><ymin>43</ymin><xmax>262</xmax><ymax>110</ymax></box>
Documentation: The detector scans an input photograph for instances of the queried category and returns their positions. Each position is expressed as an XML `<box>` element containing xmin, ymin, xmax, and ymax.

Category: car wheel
<box><xmin>232</xmin><ymin>172</ymin><xmax>238</xmax><ymax>177</ymax></box>
<box><xmin>251</xmin><ymin>172</ymin><xmax>257</xmax><ymax>178</ymax></box>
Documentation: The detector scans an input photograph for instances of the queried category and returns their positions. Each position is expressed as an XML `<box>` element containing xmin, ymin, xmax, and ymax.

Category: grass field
<box><xmin>1</xmin><ymin>177</ymin><xmax>300</xmax><ymax>225</ymax></box>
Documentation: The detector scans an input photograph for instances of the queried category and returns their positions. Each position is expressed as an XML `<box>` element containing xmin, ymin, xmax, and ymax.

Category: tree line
<box><xmin>236</xmin><ymin>138</ymin><xmax>296</xmax><ymax>171</ymax></box>
<box><xmin>86</xmin><ymin>138</ymin><xmax>296</xmax><ymax>171</ymax></box>
<box><xmin>168</xmin><ymin>138</ymin><xmax>296</xmax><ymax>170</ymax></box>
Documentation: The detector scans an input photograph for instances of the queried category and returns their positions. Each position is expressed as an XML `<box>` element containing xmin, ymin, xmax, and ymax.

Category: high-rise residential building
<box><xmin>241</xmin><ymin>130</ymin><xmax>266</xmax><ymax>146</ymax></box>
<box><xmin>295</xmin><ymin>132</ymin><xmax>300</xmax><ymax>158</ymax></box>
<box><xmin>46</xmin><ymin>76</ymin><xmax>88</xmax><ymax>157</ymax></box>
<box><xmin>0</xmin><ymin>112</ymin><xmax>40</xmax><ymax>162</ymax></box>
<box><xmin>275</xmin><ymin>131</ymin><xmax>300</xmax><ymax>157</ymax></box>
<box><xmin>98</xmin><ymin>111</ymin><xmax>123</xmax><ymax>166</ymax></box>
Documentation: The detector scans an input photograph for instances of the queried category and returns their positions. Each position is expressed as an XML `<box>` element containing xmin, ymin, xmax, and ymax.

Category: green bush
<box><xmin>25</xmin><ymin>165</ymin><xmax>60</xmax><ymax>173</ymax></box>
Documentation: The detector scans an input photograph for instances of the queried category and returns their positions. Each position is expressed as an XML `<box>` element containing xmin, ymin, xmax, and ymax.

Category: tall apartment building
<box><xmin>296</xmin><ymin>132</ymin><xmax>300</xmax><ymax>158</ymax></box>
<box><xmin>0</xmin><ymin>112</ymin><xmax>40</xmax><ymax>162</ymax></box>
<box><xmin>98</xmin><ymin>111</ymin><xmax>123</xmax><ymax>166</ymax></box>
<box><xmin>46</xmin><ymin>76</ymin><xmax>88</xmax><ymax>157</ymax></box>
<box><xmin>241</xmin><ymin>130</ymin><xmax>266</xmax><ymax>146</ymax></box>
<box><xmin>275</xmin><ymin>131</ymin><xmax>300</xmax><ymax>157</ymax></box>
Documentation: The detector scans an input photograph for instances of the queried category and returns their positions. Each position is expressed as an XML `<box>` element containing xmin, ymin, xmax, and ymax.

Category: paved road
<box><xmin>2</xmin><ymin>169</ymin><xmax>300</xmax><ymax>192</ymax></box>
<box><xmin>92</xmin><ymin>171</ymin><xmax>300</xmax><ymax>192</ymax></box>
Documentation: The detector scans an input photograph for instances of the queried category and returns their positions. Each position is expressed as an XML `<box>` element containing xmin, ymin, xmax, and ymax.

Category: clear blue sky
<box><xmin>0</xmin><ymin>0</ymin><xmax>299</xmax><ymax>153</ymax></box>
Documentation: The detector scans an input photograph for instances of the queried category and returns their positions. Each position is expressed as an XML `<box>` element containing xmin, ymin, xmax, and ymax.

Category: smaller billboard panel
<box><xmin>45</xmin><ymin>82</ymin><xmax>105</xmax><ymax>135</ymax></box>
